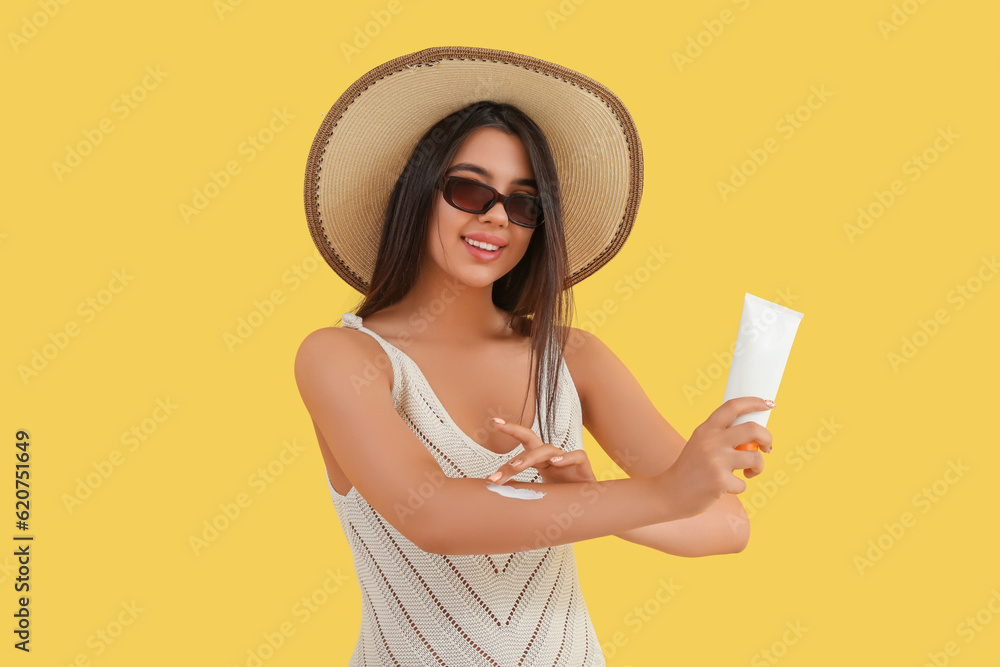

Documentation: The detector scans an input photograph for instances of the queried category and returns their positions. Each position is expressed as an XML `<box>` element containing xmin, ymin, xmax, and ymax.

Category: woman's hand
<box><xmin>485</xmin><ymin>418</ymin><xmax>597</xmax><ymax>485</ymax></box>
<box><xmin>654</xmin><ymin>397</ymin><xmax>774</xmax><ymax>520</ymax></box>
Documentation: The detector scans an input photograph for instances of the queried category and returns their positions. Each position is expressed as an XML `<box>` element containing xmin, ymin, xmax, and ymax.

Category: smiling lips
<box><xmin>461</xmin><ymin>235</ymin><xmax>506</xmax><ymax>261</ymax></box>
<box><xmin>464</xmin><ymin>237</ymin><xmax>502</xmax><ymax>251</ymax></box>
<box><xmin>463</xmin><ymin>238</ymin><xmax>502</xmax><ymax>261</ymax></box>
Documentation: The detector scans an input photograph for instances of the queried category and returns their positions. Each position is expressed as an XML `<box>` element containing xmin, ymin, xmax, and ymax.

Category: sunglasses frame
<box><xmin>437</xmin><ymin>176</ymin><xmax>545</xmax><ymax>229</ymax></box>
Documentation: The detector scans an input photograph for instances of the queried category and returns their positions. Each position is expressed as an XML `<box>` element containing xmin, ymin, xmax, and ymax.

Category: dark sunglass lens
<box><xmin>508</xmin><ymin>195</ymin><xmax>542</xmax><ymax>226</ymax></box>
<box><xmin>451</xmin><ymin>180</ymin><xmax>494</xmax><ymax>212</ymax></box>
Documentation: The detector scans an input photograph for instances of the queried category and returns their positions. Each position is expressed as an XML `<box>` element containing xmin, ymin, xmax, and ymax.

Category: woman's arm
<box><xmin>562</xmin><ymin>327</ymin><xmax>758</xmax><ymax>556</ymax></box>
<box><xmin>295</xmin><ymin>328</ymin><xmax>696</xmax><ymax>556</ymax></box>
<box><xmin>613</xmin><ymin>492</ymin><xmax>750</xmax><ymax>556</ymax></box>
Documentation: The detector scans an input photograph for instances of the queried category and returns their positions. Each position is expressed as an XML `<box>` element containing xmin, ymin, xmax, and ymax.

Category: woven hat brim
<box><xmin>304</xmin><ymin>46</ymin><xmax>643</xmax><ymax>294</ymax></box>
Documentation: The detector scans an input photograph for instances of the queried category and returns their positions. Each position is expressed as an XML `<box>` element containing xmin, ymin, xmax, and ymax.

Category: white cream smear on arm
<box><xmin>485</xmin><ymin>482</ymin><xmax>546</xmax><ymax>500</ymax></box>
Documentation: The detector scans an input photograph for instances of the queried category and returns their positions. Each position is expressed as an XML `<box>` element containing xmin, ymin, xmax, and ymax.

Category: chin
<box><xmin>453</xmin><ymin>271</ymin><xmax>505</xmax><ymax>289</ymax></box>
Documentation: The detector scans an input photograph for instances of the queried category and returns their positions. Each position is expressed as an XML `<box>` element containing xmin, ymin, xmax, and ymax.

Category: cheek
<box><xmin>424</xmin><ymin>204</ymin><xmax>444</xmax><ymax>248</ymax></box>
<box><xmin>423</xmin><ymin>205</ymin><xmax>459</xmax><ymax>260</ymax></box>
<box><xmin>514</xmin><ymin>230</ymin><xmax>536</xmax><ymax>259</ymax></box>
<box><xmin>429</xmin><ymin>198</ymin><xmax>460</xmax><ymax>237</ymax></box>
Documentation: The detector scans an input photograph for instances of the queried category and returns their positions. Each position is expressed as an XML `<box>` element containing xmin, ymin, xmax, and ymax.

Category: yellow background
<box><xmin>4</xmin><ymin>0</ymin><xmax>998</xmax><ymax>664</ymax></box>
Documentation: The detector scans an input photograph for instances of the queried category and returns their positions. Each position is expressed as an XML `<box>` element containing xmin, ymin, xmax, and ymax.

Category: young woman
<box><xmin>296</xmin><ymin>47</ymin><xmax>773</xmax><ymax>666</ymax></box>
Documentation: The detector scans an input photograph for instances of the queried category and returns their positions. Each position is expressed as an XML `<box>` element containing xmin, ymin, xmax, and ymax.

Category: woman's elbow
<box><xmin>716</xmin><ymin>506</ymin><xmax>751</xmax><ymax>554</ymax></box>
<box><xmin>687</xmin><ymin>529</ymin><xmax>748</xmax><ymax>557</ymax></box>
<box><xmin>387</xmin><ymin>490</ymin><xmax>473</xmax><ymax>554</ymax></box>
<box><xmin>727</xmin><ymin>527</ymin><xmax>750</xmax><ymax>554</ymax></box>
<box><xmin>374</xmin><ymin>494</ymin><xmax>444</xmax><ymax>554</ymax></box>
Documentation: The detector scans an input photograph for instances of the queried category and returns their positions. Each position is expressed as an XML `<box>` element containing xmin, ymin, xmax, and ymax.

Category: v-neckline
<box><xmin>354</xmin><ymin>318</ymin><xmax>542</xmax><ymax>459</ymax></box>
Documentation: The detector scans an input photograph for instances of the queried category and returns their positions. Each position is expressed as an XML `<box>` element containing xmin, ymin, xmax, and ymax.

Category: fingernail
<box><xmin>511</xmin><ymin>459</ymin><xmax>522</xmax><ymax>467</ymax></box>
<box><xmin>487</xmin><ymin>472</ymin><xmax>502</xmax><ymax>482</ymax></box>
<box><xmin>549</xmin><ymin>456</ymin><xmax>563</xmax><ymax>462</ymax></box>
<box><xmin>763</xmin><ymin>399</ymin><xmax>776</xmax><ymax>409</ymax></box>
<box><xmin>492</xmin><ymin>417</ymin><xmax>506</xmax><ymax>425</ymax></box>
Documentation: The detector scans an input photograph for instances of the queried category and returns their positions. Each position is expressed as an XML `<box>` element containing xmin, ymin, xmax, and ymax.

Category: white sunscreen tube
<box><xmin>722</xmin><ymin>293</ymin><xmax>803</xmax><ymax>437</ymax></box>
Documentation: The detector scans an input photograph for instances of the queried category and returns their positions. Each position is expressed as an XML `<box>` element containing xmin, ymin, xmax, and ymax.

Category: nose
<box><xmin>479</xmin><ymin>197</ymin><xmax>510</xmax><ymax>227</ymax></box>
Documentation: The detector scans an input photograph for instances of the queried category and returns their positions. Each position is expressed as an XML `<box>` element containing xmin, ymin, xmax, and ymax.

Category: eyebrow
<box><xmin>446</xmin><ymin>162</ymin><xmax>537</xmax><ymax>189</ymax></box>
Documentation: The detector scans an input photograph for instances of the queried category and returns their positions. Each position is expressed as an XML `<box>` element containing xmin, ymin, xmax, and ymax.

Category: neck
<box><xmin>386</xmin><ymin>261</ymin><xmax>514</xmax><ymax>345</ymax></box>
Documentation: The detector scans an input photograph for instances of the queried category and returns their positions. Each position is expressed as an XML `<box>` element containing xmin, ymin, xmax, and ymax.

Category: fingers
<box><xmin>546</xmin><ymin>451</ymin><xmax>577</xmax><ymax>465</ymax></box>
<box><xmin>486</xmin><ymin>446</ymin><xmax>569</xmax><ymax>484</ymax></box>
<box><xmin>733</xmin><ymin>448</ymin><xmax>765</xmax><ymax>478</ymax></box>
<box><xmin>725</xmin><ymin>474</ymin><xmax>748</xmax><ymax>495</ymax></box>
<box><xmin>728</xmin><ymin>422</ymin><xmax>773</xmax><ymax>452</ymax></box>
<box><xmin>487</xmin><ymin>418</ymin><xmax>566</xmax><ymax>484</ymax></box>
<box><xmin>707</xmin><ymin>396</ymin><xmax>775</xmax><ymax>429</ymax></box>
<box><xmin>491</xmin><ymin>418</ymin><xmax>542</xmax><ymax>450</ymax></box>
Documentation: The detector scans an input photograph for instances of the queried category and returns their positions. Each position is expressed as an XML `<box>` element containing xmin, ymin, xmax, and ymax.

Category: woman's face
<box><xmin>423</xmin><ymin>127</ymin><xmax>538</xmax><ymax>289</ymax></box>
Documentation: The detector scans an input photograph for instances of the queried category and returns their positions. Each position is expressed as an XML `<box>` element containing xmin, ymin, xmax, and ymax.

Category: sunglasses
<box><xmin>438</xmin><ymin>176</ymin><xmax>544</xmax><ymax>228</ymax></box>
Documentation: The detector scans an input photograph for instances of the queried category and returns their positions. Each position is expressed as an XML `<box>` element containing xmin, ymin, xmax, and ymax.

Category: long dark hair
<box><xmin>353</xmin><ymin>101</ymin><xmax>574</xmax><ymax>446</ymax></box>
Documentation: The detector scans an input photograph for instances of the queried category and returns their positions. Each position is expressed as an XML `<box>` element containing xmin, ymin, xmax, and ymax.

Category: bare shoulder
<box><xmin>560</xmin><ymin>326</ymin><xmax>616</xmax><ymax>370</ymax></box>
<box><xmin>293</xmin><ymin>326</ymin><xmax>392</xmax><ymax>398</ymax></box>
<box><xmin>294</xmin><ymin>326</ymin><xmax>352</xmax><ymax>372</ymax></box>
<box><xmin>556</xmin><ymin>325</ymin><xmax>684</xmax><ymax>478</ymax></box>
<box><xmin>290</xmin><ymin>325</ymin><xmax>449</xmax><ymax>551</ymax></box>
<box><xmin>558</xmin><ymin>326</ymin><xmax>620</xmax><ymax>413</ymax></box>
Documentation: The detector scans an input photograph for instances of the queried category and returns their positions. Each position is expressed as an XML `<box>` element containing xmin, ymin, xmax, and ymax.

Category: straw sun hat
<box><xmin>304</xmin><ymin>45</ymin><xmax>643</xmax><ymax>294</ymax></box>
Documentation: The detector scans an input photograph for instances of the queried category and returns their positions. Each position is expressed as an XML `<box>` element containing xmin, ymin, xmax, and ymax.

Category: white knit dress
<box><xmin>327</xmin><ymin>312</ymin><xmax>605</xmax><ymax>666</ymax></box>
